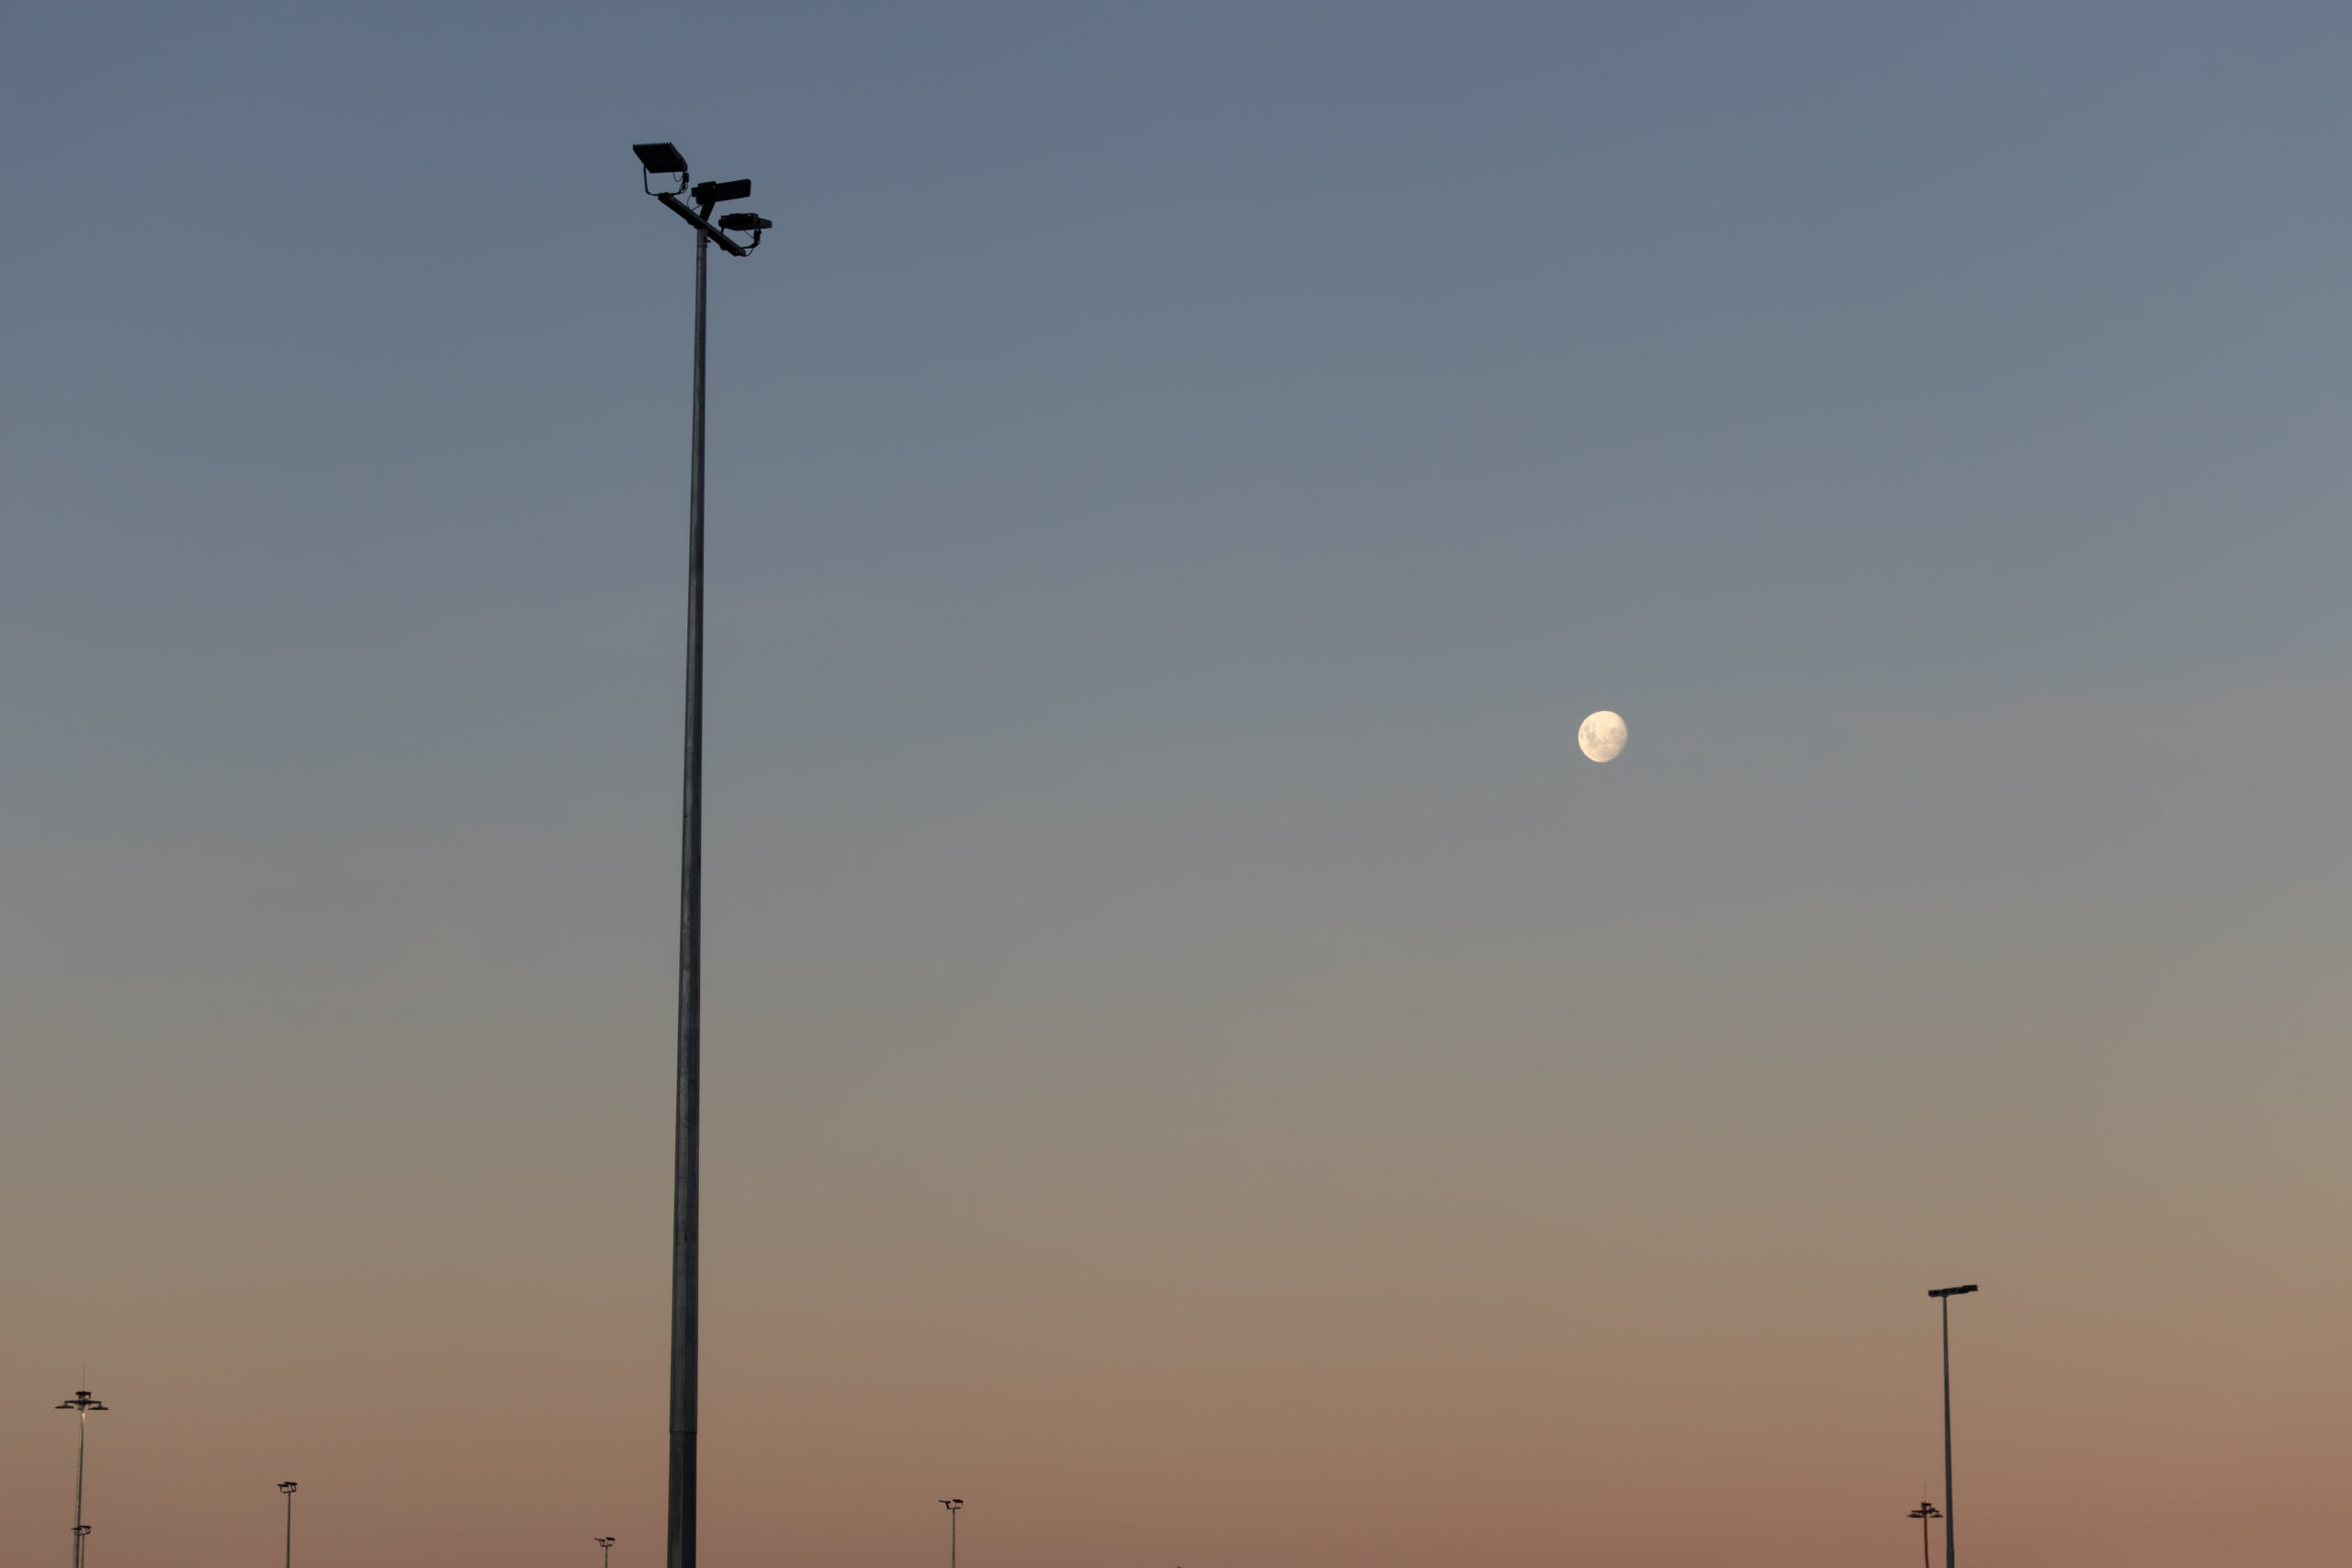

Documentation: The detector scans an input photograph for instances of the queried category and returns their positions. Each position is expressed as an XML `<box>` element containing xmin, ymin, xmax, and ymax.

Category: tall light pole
<box><xmin>278</xmin><ymin>1482</ymin><xmax>298</xmax><ymax>1568</ymax></box>
<box><xmin>940</xmin><ymin>1497</ymin><xmax>964</xmax><ymax>1568</ymax></box>
<box><xmin>630</xmin><ymin>140</ymin><xmax>773</xmax><ymax>1568</ymax></box>
<box><xmin>56</xmin><ymin>1391</ymin><xmax>106</xmax><ymax>1568</ymax></box>
<box><xmin>1928</xmin><ymin>1284</ymin><xmax>1978</xmax><ymax>1568</ymax></box>
<box><xmin>597</xmin><ymin>1537</ymin><xmax>616</xmax><ymax>1568</ymax></box>
<box><xmin>1906</xmin><ymin>1498</ymin><xmax>1941</xmax><ymax>1568</ymax></box>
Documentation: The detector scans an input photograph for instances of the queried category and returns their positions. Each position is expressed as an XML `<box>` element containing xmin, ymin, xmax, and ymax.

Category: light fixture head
<box><xmin>634</xmin><ymin>142</ymin><xmax>689</xmax><ymax>197</ymax></box>
<box><xmin>692</xmin><ymin>177</ymin><xmax>751</xmax><ymax>207</ymax></box>
<box><xmin>1928</xmin><ymin>1284</ymin><xmax>1979</xmax><ymax>1298</ymax></box>
<box><xmin>279</xmin><ymin>1482</ymin><xmax>299</xmax><ymax>1495</ymax></box>
<box><xmin>716</xmin><ymin>211</ymin><xmax>773</xmax><ymax>250</ymax></box>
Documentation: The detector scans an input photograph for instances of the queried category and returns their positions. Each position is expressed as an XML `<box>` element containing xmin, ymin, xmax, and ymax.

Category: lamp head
<box><xmin>279</xmin><ymin>1482</ymin><xmax>299</xmax><ymax>1495</ymax></box>
<box><xmin>633</xmin><ymin>142</ymin><xmax>689</xmax><ymax>196</ymax></box>
<box><xmin>1928</xmin><ymin>1284</ymin><xmax>1980</xmax><ymax>1298</ymax></box>
<box><xmin>717</xmin><ymin>212</ymin><xmax>773</xmax><ymax>250</ymax></box>
<box><xmin>692</xmin><ymin>177</ymin><xmax>751</xmax><ymax>208</ymax></box>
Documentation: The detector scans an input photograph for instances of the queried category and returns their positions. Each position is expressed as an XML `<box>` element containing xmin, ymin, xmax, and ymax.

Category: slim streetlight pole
<box><xmin>597</xmin><ymin>1537</ymin><xmax>616</xmax><ymax>1568</ymax></box>
<box><xmin>1906</xmin><ymin>1499</ymin><xmax>1941</xmax><ymax>1568</ymax></box>
<box><xmin>941</xmin><ymin>1498</ymin><xmax>964</xmax><ymax>1568</ymax></box>
<box><xmin>56</xmin><ymin>1392</ymin><xmax>106</xmax><ymax>1568</ymax></box>
<box><xmin>278</xmin><ymin>1482</ymin><xmax>298</xmax><ymax>1568</ymax></box>
<box><xmin>630</xmin><ymin>141</ymin><xmax>771</xmax><ymax>1568</ymax></box>
<box><xmin>1928</xmin><ymin>1285</ymin><xmax>1978</xmax><ymax>1568</ymax></box>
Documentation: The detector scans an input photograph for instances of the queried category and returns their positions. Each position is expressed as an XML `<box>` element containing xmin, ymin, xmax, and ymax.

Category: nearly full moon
<box><xmin>1578</xmin><ymin>710</ymin><xmax>1627</xmax><ymax>761</ymax></box>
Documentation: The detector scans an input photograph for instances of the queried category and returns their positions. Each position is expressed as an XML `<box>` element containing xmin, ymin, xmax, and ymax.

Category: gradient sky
<box><xmin>6</xmin><ymin>4</ymin><xmax>2352</xmax><ymax>1566</ymax></box>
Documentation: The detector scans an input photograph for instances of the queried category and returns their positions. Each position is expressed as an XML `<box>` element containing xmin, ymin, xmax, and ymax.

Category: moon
<box><xmin>1578</xmin><ymin>710</ymin><xmax>1627</xmax><ymax>762</ymax></box>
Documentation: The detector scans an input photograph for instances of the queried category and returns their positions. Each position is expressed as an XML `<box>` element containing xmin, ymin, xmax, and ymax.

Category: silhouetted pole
<box><xmin>278</xmin><ymin>1482</ymin><xmax>298</xmax><ymax>1568</ymax></box>
<box><xmin>1906</xmin><ymin>1499</ymin><xmax>1941</xmax><ymax>1568</ymax></box>
<box><xmin>941</xmin><ymin>1498</ymin><xmax>964</xmax><ymax>1568</ymax></box>
<box><xmin>56</xmin><ymin>1390</ymin><xmax>107</xmax><ymax>1568</ymax></box>
<box><xmin>1928</xmin><ymin>1285</ymin><xmax>1977</xmax><ymax>1568</ymax></box>
<box><xmin>597</xmin><ymin>1537</ymin><xmax>616</xmax><ymax>1568</ymax></box>
<box><xmin>629</xmin><ymin>141</ymin><xmax>770</xmax><ymax>1568</ymax></box>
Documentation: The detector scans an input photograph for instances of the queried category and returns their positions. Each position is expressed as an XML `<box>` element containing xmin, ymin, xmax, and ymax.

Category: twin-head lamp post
<box><xmin>630</xmin><ymin>141</ymin><xmax>771</xmax><ymax>1568</ymax></box>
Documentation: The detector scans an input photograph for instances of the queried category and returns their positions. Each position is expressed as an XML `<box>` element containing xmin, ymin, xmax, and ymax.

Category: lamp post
<box><xmin>1928</xmin><ymin>1284</ymin><xmax>1978</xmax><ymax>1568</ymax></box>
<box><xmin>630</xmin><ymin>140</ymin><xmax>772</xmax><ymax>1568</ymax></box>
<box><xmin>55</xmin><ymin>1389</ymin><xmax>107</xmax><ymax>1568</ymax></box>
<box><xmin>597</xmin><ymin>1537</ymin><xmax>616</xmax><ymax>1568</ymax></box>
<box><xmin>940</xmin><ymin>1498</ymin><xmax>964</xmax><ymax>1568</ymax></box>
<box><xmin>277</xmin><ymin>1482</ymin><xmax>298</xmax><ymax>1568</ymax></box>
<box><xmin>1905</xmin><ymin>1499</ymin><xmax>1941</xmax><ymax>1568</ymax></box>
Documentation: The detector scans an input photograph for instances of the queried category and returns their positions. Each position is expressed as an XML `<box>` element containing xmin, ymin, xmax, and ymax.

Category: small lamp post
<box><xmin>56</xmin><ymin>1390</ymin><xmax>107</xmax><ymax>1568</ymax></box>
<box><xmin>1928</xmin><ymin>1284</ymin><xmax>1979</xmax><ymax>1568</ymax></box>
<box><xmin>940</xmin><ymin>1498</ymin><xmax>964</xmax><ymax>1568</ymax></box>
<box><xmin>1906</xmin><ymin>1498</ymin><xmax>1942</xmax><ymax>1568</ymax></box>
<box><xmin>597</xmin><ymin>1537</ymin><xmax>616</xmax><ymax>1568</ymax></box>
<box><xmin>278</xmin><ymin>1481</ymin><xmax>299</xmax><ymax>1568</ymax></box>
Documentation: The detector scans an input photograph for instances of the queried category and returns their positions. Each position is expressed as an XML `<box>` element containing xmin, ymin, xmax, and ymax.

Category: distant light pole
<box><xmin>1928</xmin><ymin>1284</ymin><xmax>1978</xmax><ymax>1568</ymax></box>
<box><xmin>1906</xmin><ymin>1498</ymin><xmax>1942</xmax><ymax>1568</ymax></box>
<box><xmin>630</xmin><ymin>138</ymin><xmax>772</xmax><ymax>1568</ymax></box>
<box><xmin>278</xmin><ymin>1481</ymin><xmax>298</xmax><ymax>1568</ymax></box>
<box><xmin>55</xmin><ymin>1389</ymin><xmax>107</xmax><ymax>1568</ymax></box>
<box><xmin>940</xmin><ymin>1498</ymin><xmax>964</xmax><ymax>1568</ymax></box>
<box><xmin>596</xmin><ymin>1537</ymin><xmax>616</xmax><ymax>1568</ymax></box>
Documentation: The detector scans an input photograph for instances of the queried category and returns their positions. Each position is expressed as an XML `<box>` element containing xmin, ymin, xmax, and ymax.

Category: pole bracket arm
<box><xmin>657</xmin><ymin>192</ymin><xmax>751</xmax><ymax>256</ymax></box>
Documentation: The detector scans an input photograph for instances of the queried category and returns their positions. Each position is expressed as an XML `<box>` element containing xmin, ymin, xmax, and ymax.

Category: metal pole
<box><xmin>951</xmin><ymin>1506</ymin><xmax>957</xmax><ymax>1568</ymax></box>
<box><xmin>72</xmin><ymin>1406</ymin><xmax>86</xmax><ymax>1568</ymax></box>
<box><xmin>667</xmin><ymin>199</ymin><xmax>712</xmax><ymax>1568</ymax></box>
<box><xmin>283</xmin><ymin>1487</ymin><xmax>293</xmax><ymax>1568</ymax></box>
<box><xmin>1941</xmin><ymin>1298</ymin><xmax>1956</xmax><ymax>1568</ymax></box>
<box><xmin>58</xmin><ymin>1392</ymin><xmax>104</xmax><ymax>1568</ymax></box>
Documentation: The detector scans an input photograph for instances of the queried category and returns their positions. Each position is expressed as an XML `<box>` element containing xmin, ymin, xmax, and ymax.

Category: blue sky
<box><xmin>6</xmin><ymin>6</ymin><xmax>2352</xmax><ymax>1566</ymax></box>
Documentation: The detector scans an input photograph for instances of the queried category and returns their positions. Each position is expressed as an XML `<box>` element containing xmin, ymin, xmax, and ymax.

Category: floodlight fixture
<box><xmin>635</xmin><ymin>142</ymin><xmax>690</xmax><ymax>196</ymax></box>
<box><xmin>1928</xmin><ymin>1284</ymin><xmax>1978</xmax><ymax>1298</ymax></box>
<box><xmin>716</xmin><ymin>213</ymin><xmax>772</xmax><ymax>250</ymax></box>
<box><xmin>692</xmin><ymin>178</ymin><xmax>752</xmax><ymax>207</ymax></box>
